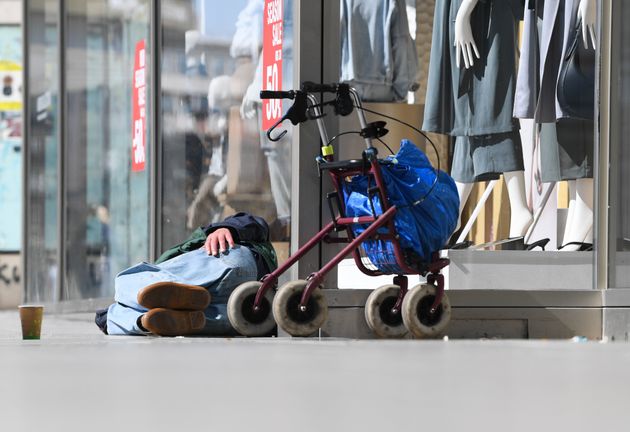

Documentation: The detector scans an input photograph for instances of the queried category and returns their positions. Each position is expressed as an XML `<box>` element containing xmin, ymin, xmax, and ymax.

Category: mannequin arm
<box><xmin>578</xmin><ymin>0</ymin><xmax>596</xmax><ymax>50</ymax></box>
<box><xmin>454</xmin><ymin>0</ymin><xmax>480</xmax><ymax>69</ymax></box>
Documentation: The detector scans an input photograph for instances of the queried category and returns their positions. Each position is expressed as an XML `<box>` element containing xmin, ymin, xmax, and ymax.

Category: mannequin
<box><xmin>579</xmin><ymin>0</ymin><xmax>597</xmax><ymax>49</ymax></box>
<box><xmin>562</xmin><ymin>178</ymin><xmax>593</xmax><ymax>249</ymax></box>
<box><xmin>561</xmin><ymin>0</ymin><xmax>596</xmax><ymax>250</ymax></box>
<box><xmin>453</xmin><ymin>0</ymin><xmax>480</xmax><ymax>70</ymax></box>
<box><xmin>240</xmin><ymin>0</ymin><xmax>293</xmax><ymax>241</ymax></box>
<box><xmin>455</xmin><ymin>171</ymin><xmax>533</xmax><ymax>238</ymax></box>
<box><xmin>453</xmin><ymin>0</ymin><xmax>533</xmax><ymax>238</ymax></box>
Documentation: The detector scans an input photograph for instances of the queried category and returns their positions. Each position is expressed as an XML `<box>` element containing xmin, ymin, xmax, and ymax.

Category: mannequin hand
<box><xmin>578</xmin><ymin>0</ymin><xmax>596</xmax><ymax>50</ymax></box>
<box><xmin>454</xmin><ymin>0</ymin><xmax>480</xmax><ymax>69</ymax></box>
<box><xmin>204</xmin><ymin>228</ymin><xmax>235</xmax><ymax>256</ymax></box>
<box><xmin>240</xmin><ymin>83</ymin><xmax>259</xmax><ymax>119</ymax></box>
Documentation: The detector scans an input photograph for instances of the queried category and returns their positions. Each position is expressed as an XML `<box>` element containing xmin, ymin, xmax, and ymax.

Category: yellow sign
<box><xmin>0</xmin><ymin>60</ymin><xmax>21</xmax><ymax>72</ymax></box>
<box><xmin>0</xmin><ymin>60</ymin><xmax>22</xmax><ymax>112</ymax></box>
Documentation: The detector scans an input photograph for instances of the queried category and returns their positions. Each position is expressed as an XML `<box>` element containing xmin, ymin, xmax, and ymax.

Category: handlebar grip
<box><xmin>260</xmin><ymin>90</ymin><xmax>295</xmax><ymax>99</ymax></box>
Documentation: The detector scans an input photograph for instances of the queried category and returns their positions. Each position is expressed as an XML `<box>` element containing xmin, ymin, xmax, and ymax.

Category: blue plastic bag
<box><xmin>342</xmin><ymin>139</ymin><xmax>459</xmax><ymax>273</ymax></box>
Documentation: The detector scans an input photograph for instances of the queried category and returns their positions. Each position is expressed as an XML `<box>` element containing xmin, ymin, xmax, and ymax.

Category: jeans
<box><xmin>106</xmin><ymin>246</ymin><xmax>258</xmax><ymax>336</ymax></box>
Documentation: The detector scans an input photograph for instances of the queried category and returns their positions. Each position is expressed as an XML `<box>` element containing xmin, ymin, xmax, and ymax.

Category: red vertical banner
<box><xmin>262</xmin><ymin>0</ymin><xmax>284</xmax><ymax>130</ymax></box>
<box><xmin>132</xmin><ymin>39</ymin><xmax>147</xmax><ymax>172</ymax></box>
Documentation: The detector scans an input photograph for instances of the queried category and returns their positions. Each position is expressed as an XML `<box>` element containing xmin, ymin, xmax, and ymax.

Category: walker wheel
<box><xmin>227</xmin><ymin>281</ymin><xmax>276</xmax><ymax>336</ymax></box>
<box><xmin>364</xmin><ymin>284</ymin><xmax>408</xmax><ymax>338</ymax></box>
<box><xmin>401</xmin><ymin>284</ymin><xmax>451</xmax><ymax>338</ymax></box>
<box><xmin>272</xmin><ymin>280</ymin><xmax>328</xmax><ymax>337</ymax></box>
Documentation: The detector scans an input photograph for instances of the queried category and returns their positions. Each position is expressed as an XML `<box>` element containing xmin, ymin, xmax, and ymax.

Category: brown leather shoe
<box><xmin>140</xmin><ymin>308</ymin><xmax>206</xmax><ymax>336</ymax></box>
<box><xmin>137</xmin><ymin>282</ymin><xmax>211</xmax><ymax>310</ymax></box>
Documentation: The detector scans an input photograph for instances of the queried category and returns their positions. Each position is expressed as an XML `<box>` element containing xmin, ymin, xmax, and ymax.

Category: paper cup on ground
<box><xmin>19</xmin><ymin>305</ymin><xmax>44</xmax><ymax>340</ymax></box>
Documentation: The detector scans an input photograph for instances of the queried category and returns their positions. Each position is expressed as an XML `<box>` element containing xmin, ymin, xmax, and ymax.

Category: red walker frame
<box><xmin>254</xmin><ymin>84</ymin><xmax>449</xmax><ymax>318</ymax></box>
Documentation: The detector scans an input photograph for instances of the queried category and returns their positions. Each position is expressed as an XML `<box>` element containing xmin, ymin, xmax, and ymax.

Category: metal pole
<box><xmin>149</xmin><ymin>0</ymin><xmax>161</xmax><ymax>262</ymax></box>
<box><xmin>56</xmin><ymin>0</ymin><xmax>66</xmax><ymax>302</ymax></box>
<box><xmin>21</xmin><ymin>0</ymin><xmax>29</xmax><ymax>304</ymax></box>
<box><xmin>306</xmin><ymin>93</ymin><xmax>329</xmax><ymax>144</ymax></box>
<box><xmin>596</xmin><ymin>0</ymin><xmax>611</xmax><ymax>291</ymax></box>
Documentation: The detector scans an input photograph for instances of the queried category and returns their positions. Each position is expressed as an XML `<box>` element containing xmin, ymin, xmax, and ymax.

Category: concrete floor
<box><xmin>1</xmin><ymin>310</ymin><xmax>629</xmax><ymax>432</ymax></box>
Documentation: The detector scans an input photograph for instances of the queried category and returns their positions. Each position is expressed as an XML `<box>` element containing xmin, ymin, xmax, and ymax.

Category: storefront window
<box><xmin>337</xmin><ymin>0</ymin><xmax>432</xmax><ymax>162</ymax></box>
<box><xmin>608</xmin><ymin>1</ymin><xmax>630</xmax><ymax>289</ymax></box>
<box><xmin>160</xmin><ymin>0</ymin><xmax>293</xmax><ymax>263</ymax></box>
<box><xmin>25</xmin><ymin>0</ymin><xmax>59</xmax><ymax>302</ymax></box>
<box><xmin>335</xmin><ymin>0</ymin><xmax>597</xmax><ymax>290</ymax></box>
<box><xmin>62</xmin><ymin>0</ymin><xmax>151</xmax><ymax>300</ymax></box>
<box><xmin>0</xmin><ymin>24</ymin><xmax>23</xmax><ymax>252</ymax></box>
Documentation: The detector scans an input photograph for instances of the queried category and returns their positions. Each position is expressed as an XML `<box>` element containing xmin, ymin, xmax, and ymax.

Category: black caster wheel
<box><xmin>364</xmin><ymin>284</ymin><xmax>408</xmax><ymax>338</ymax></box>
<box><xmin>401</xmin><ymin>284</ymin><xmax>451</xmax><ymax>338</ymax></box>
<box><xmin>272</xmin><ymin>280</ymin><xmax>328</xmax><ymax>337</ymax></box>
<box><xmin>227</xmin><ymin>281</ymin><xmax>276</xmax><ymax>336</ymax></box>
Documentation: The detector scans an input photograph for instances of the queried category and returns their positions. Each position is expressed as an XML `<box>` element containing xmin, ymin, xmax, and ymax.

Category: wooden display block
<box><xmin>226</xmin><ymin>107</ymin><xmax>271</xmax><ymax>196</ymax></box>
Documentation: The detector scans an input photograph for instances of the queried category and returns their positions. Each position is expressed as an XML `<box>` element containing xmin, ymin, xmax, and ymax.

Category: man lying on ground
<box><xmin>94</xmin><ymin>213</ymin><xmax>276</xmax><ymax>336</ymax></box>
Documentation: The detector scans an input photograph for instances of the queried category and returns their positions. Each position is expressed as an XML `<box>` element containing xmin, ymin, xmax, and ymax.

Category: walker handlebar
<box><xmin>261</xmin><ymin>82</ymin><xmax>370</xmax><ymax>148</ymax></box>
<box><xmin>259</xmin><ymin>90</ymin><xmax>296</xmax><ymax>100</ymax></box>
<box><xmin>301</xmin><ymin>81</ymin><xmax>338</xmax><ymax>93</ymax></box>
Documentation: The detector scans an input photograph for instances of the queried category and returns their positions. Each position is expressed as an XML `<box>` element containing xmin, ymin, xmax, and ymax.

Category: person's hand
<box><xmin>454</xmin><ymin>0</ymin><xmax>480</xmax><ymax>69</ymax></box>
<box><xmin>578</xmin><ymin>0</ymin><xmax>597</xmax><ymax>50</ymax></box>
<box><xmin>204</xmin><ymin>228</ymin><xmax>235</xmax><ymax>256</ymax></box>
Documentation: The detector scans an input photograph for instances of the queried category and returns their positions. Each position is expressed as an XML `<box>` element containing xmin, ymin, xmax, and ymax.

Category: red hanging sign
<box><xmin>132</xmin><ymin>39</ymin><xmax>147</xmax><ymax>172</ymax></box>
<box><xmin>262</xmin><ymin>0</ymin><xmax>283</xmax><ymax>130</ymax></box>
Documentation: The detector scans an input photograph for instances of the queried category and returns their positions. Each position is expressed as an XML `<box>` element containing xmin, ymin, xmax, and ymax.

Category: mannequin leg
<box><xmin>561</xmin><ymin>178</ymin><xmax>594</xmax><ymax>250</ymax></box>
<box><xmin>503</xmin><ymin>171</ymin><xmax>534</xmax><ymax>237</ymax></box>
<box><xmin>562</xmin><ymin>180</ymin><xmax>577</xmax><ymax>247</ymax></box>
<box><xmin>455</xmin><ymin>181</ymin><xmax>474</xmax><ymax>232</ymax></box>
<box><xmin>575</xmin><ymin>178</ymin><xmax>594</xmax><ymax>242</ymax></box>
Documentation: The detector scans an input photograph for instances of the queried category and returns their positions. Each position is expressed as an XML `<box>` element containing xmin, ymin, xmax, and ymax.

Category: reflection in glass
<box><xmin>25</xmin><ymin>0</ymin><xmax>59</xmax><ymax>302</ymax></box>
<box><xmin>340</xmin><ymin>0</ymin><xmax>418</xmax><ymax>103</ymax></box>
<box><xmin>0</xmin><ymin>25</ymin><xmax>23</xmax><ymax>252</ymax></box>
<box><xmin>160</xmin><ymin>0</ymin><xmax>293</xmax><ymax>263</ymax></box>
<box><xmin>609</xmin><ymin>2</ymin><xmax>630</xmax><ymax>288</ymax></box>
<box><xmin>63</xmin><ymin>0</ymin><xmax>151</xmax><ymax>299</ymax></box>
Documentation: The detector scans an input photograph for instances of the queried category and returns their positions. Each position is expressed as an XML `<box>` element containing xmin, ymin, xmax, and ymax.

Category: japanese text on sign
<box><xmin>132</xmin><ymin>39</ymin><xmax>147</xmax><ymax>172</ymax></box>
<box><xmin>262</xmin><ymin>0</ymin><xmax>283</xmax><ymax>130</ymax></box>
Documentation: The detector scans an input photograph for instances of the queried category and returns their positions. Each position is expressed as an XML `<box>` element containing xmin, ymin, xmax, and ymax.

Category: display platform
<box><xmin>445</xmin><ymin>249</ymin><xmax>594</xmax><ymax>290</ymax></box>
<box><xmin>319</xmin><ymin>253</ymin><xmax>602</xmax><ymax>339</ymax></box>
<box><xmin>274</xmin><ymin>288</ymin><xmax>603</xmax><ymax>340</ymax></box>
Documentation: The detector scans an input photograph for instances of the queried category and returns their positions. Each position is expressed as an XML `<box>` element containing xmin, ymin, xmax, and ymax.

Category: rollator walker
<box><xmin>226</xmin><ymin>82</ymin><xmax>452</xmax><ymax>338</ymax></box>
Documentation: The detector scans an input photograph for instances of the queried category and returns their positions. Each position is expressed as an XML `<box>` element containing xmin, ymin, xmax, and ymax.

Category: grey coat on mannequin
<box><xmin>514</xmin><ymin>0</ymin><xmax>596</xmax><ymax>251</ymax></box>
<box><xmin>514</xmin><ymin>0</ymin><xmax>582</xmax><ymax>122</ymax></box>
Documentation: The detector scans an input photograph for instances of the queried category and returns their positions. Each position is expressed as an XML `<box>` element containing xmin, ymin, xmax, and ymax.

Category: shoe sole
<box><xmin>137</xmin><ymin>282</ymin><xmax>211</xmax><ymax>310</ymax></box>
<box><xmin>141</xmin><ymin>309</ymin><xmax>206</xmax><ymax>336</ymax></box>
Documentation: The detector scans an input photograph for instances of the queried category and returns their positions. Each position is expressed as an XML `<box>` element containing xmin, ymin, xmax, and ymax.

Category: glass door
<box><xmin>24</xmin><ymin>0</ymin><xmax>60</xmax><ymax>302</ymax></box>
<box><xmin>606</xmin><ymin>0</ymin><xmax>630</xmax><ymax>289</ymax></box>
<box><xmin>159</xmin><ymin>0</ymin><xmax>294</xmax><ymax>263</ymax></box>
<box><xmin>62</xmin><ymin>0</ymin><xmax>151</xmax><ymax>299</ymax></box>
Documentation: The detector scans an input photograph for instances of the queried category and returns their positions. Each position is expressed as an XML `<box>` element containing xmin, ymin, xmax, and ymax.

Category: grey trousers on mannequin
<box><xmin>450</xmin><ymin>131</ymin><xmax>525</xmax><ymax>183</ymax></box>
<box><xmin>540</xmin><ymin>119</ymin><xmax>594</xmax><ymax>182</ymax></box>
